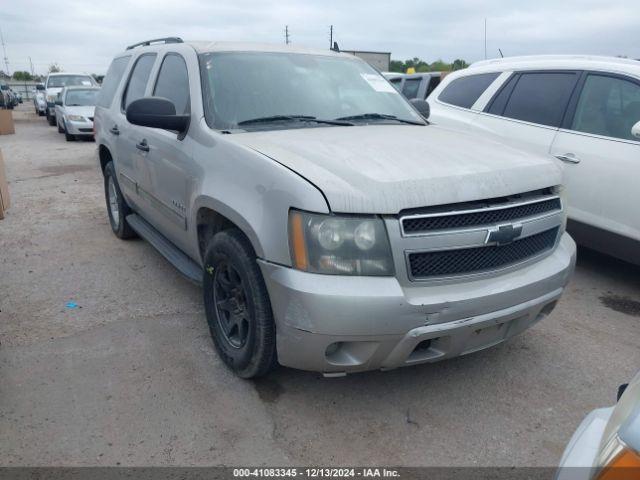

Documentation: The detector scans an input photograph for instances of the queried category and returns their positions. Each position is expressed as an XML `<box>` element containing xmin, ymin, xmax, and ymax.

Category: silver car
<box><xmin>33</xmin><ymin>84</ymin><xmax>47</xmax><ymax>115</ymax></box>
<box><xmin>557</xmin><ymin>370</ymin><xmax>640</xmax><ymax>480</ymax></box>
<box><xmin>54</xmin><ymin>86</ymin><xmax>99</xmax><ymax>141</ymax></box>
<box><xmin>44</xmin><ymin>72</ymin><xmax>98</xmax><ymax>126</ymax></box>
<box><xmin>95</xmin><ymin>38</ymin><xmax>576</xmax><ymax>378</ymax></box>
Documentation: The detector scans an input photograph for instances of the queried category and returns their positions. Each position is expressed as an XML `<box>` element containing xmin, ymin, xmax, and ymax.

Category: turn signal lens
<box><xmin>289</xmin><ymin>211</ymin><xmax>308</xmax><ymax>271</ymax></box>
<box><xmin>596</xmin><ymin>443</ymin><xmax>640</xmax><ymax>480</ymax></box>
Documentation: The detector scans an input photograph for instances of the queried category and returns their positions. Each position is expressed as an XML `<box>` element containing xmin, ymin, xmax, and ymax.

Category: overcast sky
<box><xmin>1</xmin><ymin>0</ymin><xmax>639</xmax><ymax>75</ymax></box>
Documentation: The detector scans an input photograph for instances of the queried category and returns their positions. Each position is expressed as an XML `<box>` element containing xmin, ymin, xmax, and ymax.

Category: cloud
<box><xmin>1</xmin><ymin>0</ymin><xmax>638</xmax><ymax>75</ymax></box>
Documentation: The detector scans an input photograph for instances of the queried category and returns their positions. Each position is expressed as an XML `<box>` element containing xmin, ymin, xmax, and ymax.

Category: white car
<box><xmin>44</xmin><ymin>72</ymin><xmax>98</xmax><ymax>126</ymax></box>
<box><xmin>54</xmin><ymin>86</ymin><xmax>99</xmax><ymax>141</ymax></box>
<box><xmin>556</xmin><ymin>370</ymin><xmax>640</xmax><ymax>480</ymax></box>
<box><xmin>427</xmin><ymin>55</ymin><xmax>640</xmax><ymax>264</ymax></box>
<box><xmin>33</xmin><ymin>84</ymin><xmax>47</xmax><ymax>116</ymax></box>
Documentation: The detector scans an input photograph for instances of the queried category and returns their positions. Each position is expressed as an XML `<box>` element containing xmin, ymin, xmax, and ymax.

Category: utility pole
<box><xmin>329</xmin><ymin>25</ymin><xmax>333</xmax><ymax>50</ymax></box>
<box><xmin>484</xmin><ymin>18</ymin><xmax>487</xmax><ymax>60</ymax></box>
<box><xmin>29</xmin><ymin>56</ymin><xmax>35</xmax><ymax>76</ymax></box>
<box><xmin>284</xmin><ymin>25</ymin><xmax>290</xmax><ymax>45</ymax></box>
<box><xmin>0</xmin><ymin>26</ymin><xmax>9</xmax><ymax>76</ymax></box>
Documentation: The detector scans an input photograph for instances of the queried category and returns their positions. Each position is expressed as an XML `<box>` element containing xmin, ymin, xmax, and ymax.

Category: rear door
<box><xmin>550</xmin><ymin>72</ymin><xmax>640</xmax><ymax>245</ymax></box>
<box><xmin>472</xmin><ymin>71</ymin><xmax>580</xmax><ymax>155</ymax></box>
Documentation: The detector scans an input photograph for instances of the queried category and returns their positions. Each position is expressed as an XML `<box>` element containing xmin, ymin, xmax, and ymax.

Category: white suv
<box><xmin>427</xmin><ymin>55</ymin><xmax>640</xmax><ymax>264</ymax></box>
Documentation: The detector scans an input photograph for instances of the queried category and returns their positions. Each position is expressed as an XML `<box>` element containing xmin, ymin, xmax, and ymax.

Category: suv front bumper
<box><xmin>259</xmin><ymin>233</ymin><xmax>576</xmax><ymax>374</ymax></box>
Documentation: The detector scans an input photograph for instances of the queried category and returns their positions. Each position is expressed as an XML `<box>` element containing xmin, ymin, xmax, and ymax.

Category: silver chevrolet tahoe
<box><xmin>95</xmin><ymin>37</ymin><xmax>576</xmax><ymax>378</ymax></box>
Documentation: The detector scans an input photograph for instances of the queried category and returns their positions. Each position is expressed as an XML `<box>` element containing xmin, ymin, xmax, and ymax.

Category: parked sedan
<box><xmin>33</xmin><ymin>84</ymin><xmax>47</xmax><ymax>116</ymax></box>
<box><xmin>556</xmin><ymin>370</ymin><xmax>640</xmax><ymax>480</ymax></box>
<box><xmin>54</xmin><ymin>86</ymin><xmax>100</xmax><ymax>141</ymax></box>
<box><xmin>427</xmin><ymin>55</ymin><xmax>640</xmax><ymax>265</ymax></box>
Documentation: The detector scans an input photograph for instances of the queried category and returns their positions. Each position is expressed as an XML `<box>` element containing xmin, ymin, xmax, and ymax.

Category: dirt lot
<box><xmin>0</xmin><ymin>104</ymin><xmax>639</xmax><ymax>467</ymax></box>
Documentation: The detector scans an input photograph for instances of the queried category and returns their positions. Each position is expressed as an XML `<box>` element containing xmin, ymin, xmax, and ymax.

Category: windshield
<box><xmin>47</xmin><ymin>75</ymin><xmax>95</xmax><ymax>88</ymax></box>
<box><xmin>199</xmin><ymin>52</ymin><xmax>423</xmax><ymax>130</ymax></box>
<box><xmin>65</xmin><ymin>89</ymin><xmax>99</xmax><ymax>106</ymax></box>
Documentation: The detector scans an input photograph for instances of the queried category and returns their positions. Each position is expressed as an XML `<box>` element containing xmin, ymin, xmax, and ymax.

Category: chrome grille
<box><xmin>402</xmin><ymin>196</ymin><xmax>561</xmax><ymax>235</ymax></box>
<box><xmin>408</xmin><ymin>227</ymin><xmax>559</xmax><ymax>279</ymax></box>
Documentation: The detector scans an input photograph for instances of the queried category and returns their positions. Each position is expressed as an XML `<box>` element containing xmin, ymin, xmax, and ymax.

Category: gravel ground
<box><xmin>0</xmin><ymin>104</ymin><xmax>639</xmax><ymax>467</ymax></box>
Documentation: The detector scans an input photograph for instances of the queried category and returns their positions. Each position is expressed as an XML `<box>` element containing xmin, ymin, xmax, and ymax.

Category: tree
<box><xmin>13</xmin><ymin>71</ymin><xmax>33</xmax><ymax>81</ymax></box>
<box><xmin>452</xmin><ymin>59</ymin><xmax>469</xmax><ymax>71</ymax></box>
<box><xmin>388</xmin><ymin>57</ymin><xmax>470</xmax><ymax>74</ymax></box>
<box><xmin>48</xmin><ymin>63</ymin><xmax>62</xmax><ymax>73</ymax></box>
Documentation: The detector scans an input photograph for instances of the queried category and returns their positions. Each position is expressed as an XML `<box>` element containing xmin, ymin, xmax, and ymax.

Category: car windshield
<box><xmin>199</xmin><ymin>51</ymin><xmax>423</xmax><ymax>131</ymax></box>
<box><xmin>47</xmin><ymin>75</ymin><xmax>95</xmax><ymax>88</ymax></box>
<box><xmin>65</xmin><ymin>89</ymin><xmax>99</xmax><ymax>106</ymax></box>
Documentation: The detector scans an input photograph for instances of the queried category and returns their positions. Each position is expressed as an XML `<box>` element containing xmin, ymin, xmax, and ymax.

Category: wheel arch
<box><xmin>194</xmin><ymin>198</ymin><xmax>265</xmax><ymax>264</ymax></box>
<box><xmin>98</xmin><ymin>144</ymin><xmax>112</xmax><ymax>174</ymax></box>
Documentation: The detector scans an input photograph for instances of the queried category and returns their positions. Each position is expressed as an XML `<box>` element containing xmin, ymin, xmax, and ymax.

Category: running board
<box><xmin>126</xmin><ymin>214</ymin><xmax>203</xmax><ymax>286</ymax></box>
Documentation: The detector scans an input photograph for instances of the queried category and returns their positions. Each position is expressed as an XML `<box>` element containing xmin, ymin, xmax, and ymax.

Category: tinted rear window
<box><xmin>438</xmin><ymin>73</ymin><xmax>499</xmax><ymax>108</ymax></box>
<box><xmin>500</xmin><ymin>72</ymin><xmax>578</xmax><ymax>127</ymax></box>
<box><xmin>97</xmin><ymin>56</ymin><xmax>130</xmax><ymax>108</ymax></box>
<box><xmin>402</xmin><ymin>78</ymin><xmax>421</xmax><ymax>99</ymax></box>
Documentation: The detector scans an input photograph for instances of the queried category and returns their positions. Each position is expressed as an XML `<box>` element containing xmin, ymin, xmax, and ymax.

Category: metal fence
<box><xmin>4</xmin><ymin>81</ymin><xmax>40</xmax><ymax>101</ymax></box>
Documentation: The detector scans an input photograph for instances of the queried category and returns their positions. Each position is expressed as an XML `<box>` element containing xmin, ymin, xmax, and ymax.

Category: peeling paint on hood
<box><xmin>228</xmin><ymin>124</ymin><xmax>562</xmax><ymax>214</ymax></box>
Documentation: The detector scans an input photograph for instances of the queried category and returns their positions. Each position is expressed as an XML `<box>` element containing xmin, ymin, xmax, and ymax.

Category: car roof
<box><xmin>47</xmin><ymin>72</ymin><xmax>93</xmax><ymax>77</ymax></box>
<box><xmin>468</xmin><ymin>54</ymin><xmax>640</xmax><ymax>76</ymax></box>
<box><xmin>118</xmin><ymin>40</ymin><xmax>357</xmax><ymax>60</ymax></box>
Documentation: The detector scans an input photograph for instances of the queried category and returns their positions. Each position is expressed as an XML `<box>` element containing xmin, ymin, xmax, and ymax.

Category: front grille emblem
<box><xmin>485</xmin><ymin>223</ymin><xmax>523</xmax><ymax>245</ymax></box>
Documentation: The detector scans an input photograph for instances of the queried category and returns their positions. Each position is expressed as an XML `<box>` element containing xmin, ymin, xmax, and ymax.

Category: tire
<box><xmin>47</xmin><ymin>112</ymin><xmax>56</xmax><ymax>126</ymax></box>
<box><xmin>103</xmin><ymin>161</ymin><xmax>136</xmax><ymax>239</ymax></box>
<box><xmin>64</xmin><ymin>130</ymin><xmax>75</xmax><ymax>141</ymax></box>
<box><xmin>203</xmin><ymin>229</ymin><xmax>277</xmax><ymax>378</ymax></box>
<box><xmin>57</xmin><ymin>121</ymin><xmax>64</xmax><ymax>134</ymax></box>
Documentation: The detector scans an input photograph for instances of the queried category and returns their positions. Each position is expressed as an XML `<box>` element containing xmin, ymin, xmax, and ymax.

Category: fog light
<box><xmin>325</xmin><ymin>342</ymin><xmax>341</xmax><ymax>357</ymax></box>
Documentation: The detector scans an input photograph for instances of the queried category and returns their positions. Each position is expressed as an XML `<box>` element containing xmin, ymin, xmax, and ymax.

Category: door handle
<box><xmin>136</xmin><ymin>139</ymin><xmax>150</xmax><ymax>152</ymax></box>
<box><xmin>555</xmin><ymin>153</ymin><xmax>580</xmax><ymax>164</ymax></box>
<box><xmin>109</xmin><ymin>125</ymin><xmax>119</xmax><ymax>135</ymax></box>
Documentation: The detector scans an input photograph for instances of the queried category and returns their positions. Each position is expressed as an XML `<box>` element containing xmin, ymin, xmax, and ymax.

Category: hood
<box><xmin>46</xmin><ymin>87</ymin><xmax>62</xmax><ymax>97</ymax></box>
<box><xmin>64</xmin><ymin>105</ymin><xmax>95</xmax><ymax>118</ymax></box>
<box><xmin>227</xmin><ymin>125</ymin><xmax>562</xmax><ymax>214</ymax></box>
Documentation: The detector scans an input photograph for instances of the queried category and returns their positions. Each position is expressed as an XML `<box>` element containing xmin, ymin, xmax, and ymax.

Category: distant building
<box><xmin>342</xmin><ymin>50</ymin><xmax>391</xmax><ymax>72</ymax></box>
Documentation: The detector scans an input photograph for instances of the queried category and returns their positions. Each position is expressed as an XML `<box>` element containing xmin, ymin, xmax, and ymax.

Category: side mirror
<box><xmin>632</xmin><ymin>120</ymin><xmax>640</xmax><ymax>140</ymax></box>
<box><xmin>126</xmin><ymin>97</ymin><xmax>189</xmax><ymax>133</ymax></box>
<box><xmin>55</xmin><ymin>100</ymin><xmax>63</xmax><ymax>106</ymax></box>
<box><xmin>410</xmin><ymin>98</ymin><xmax>430</xmax><ymax>120</ymax></box>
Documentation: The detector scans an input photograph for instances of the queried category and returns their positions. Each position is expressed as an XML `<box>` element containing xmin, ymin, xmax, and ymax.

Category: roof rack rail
<box><xmin>126</xmin><ymin>37</ymin><xmax>184</xmax><ymax>50</ymax></box>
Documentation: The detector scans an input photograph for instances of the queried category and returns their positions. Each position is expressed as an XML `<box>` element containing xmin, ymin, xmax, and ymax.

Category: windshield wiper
<box><xmin>237</xmin><ymin>115</ymin><xmax>353</xmax><ymax>127</ymax></box>
<box><xmin>335</xmin><ymin>113</ymin><xmax>424</xmax><ymax>125</ymax></box>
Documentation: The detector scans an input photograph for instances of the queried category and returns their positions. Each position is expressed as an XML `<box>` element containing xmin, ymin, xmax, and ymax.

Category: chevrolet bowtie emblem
<box><xmin>485</xmin><ymin>223</ymin><xmax>523</xmax><ymax>245</ymax></box>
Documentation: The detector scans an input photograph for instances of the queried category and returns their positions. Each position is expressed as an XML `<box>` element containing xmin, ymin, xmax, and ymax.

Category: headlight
<box><xmin>594</xmin><ymin>434</ymin><xmax>640</xmax><ymax>479</ymax></box>
<box><xmin>288</xmin><ymin>210</ymin><xmax>394</xmax><ymax>276</ymax></box>
<box><xmin>46</xmin><ymin>94</ymin><xmax>57</xmax><ymax>102</ymax></box>
<box><xmin>67</xmin><ymin>115</ymin><xmax>85</xmax><ymax>122</ymax></box>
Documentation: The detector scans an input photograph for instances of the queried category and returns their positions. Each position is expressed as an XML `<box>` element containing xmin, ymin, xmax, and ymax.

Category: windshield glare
<box><xmin>65</xmin><ymin>89</ymin><xmax>99</xmax><ymax>106</ymax></box>
<box><xmin>47</xmin><ymin>75</ymin><xmax>95</xmax><ymax>88</ymax></box>
<box><xmin>200</xmin><ymin>52</ymin><xmax>422</xmax><ymax>130</ymax></box>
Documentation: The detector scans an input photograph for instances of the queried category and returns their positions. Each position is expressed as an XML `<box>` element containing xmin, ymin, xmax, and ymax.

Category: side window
<box><xmin>402</xmin><ymin>78</ymin><xmax>421</xmax><ymax>99</ymax></box>
<box><xmin>97</xmin><ymin>56</ymin><xmax>131</xmax><ymax>108</ymax></box>
<box><xmin>438</xmin><ymin>73</ymin><xmax>500</xmax><ymax>108</ymax></box>
<box><xmin>153</xmin><ymin>54</ymin><xmax>190</xmax><ymax>115</ymax></box>
<box><xmin>425</xmin><ymin>76</ymin><xmax>440</xmax><ymax>98</ymax></box>
<box><xmin>571</xmin><ymin>74</ymin><xmax>640</xmax><ymax>141</ymax></box>
<box><xmin>389</xmin><ymin>78</ymin><xmax>402</xmax><ymax>92</ymax></box>
<box><xmin>122</xmin><ymin>54</ymin><xmax>157</xmax><ymax>110</ymax></box>
<box><xmin>501</xmin><ymin>72</ymin><xmax>578</xmax><ymax>127</ymax></box>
